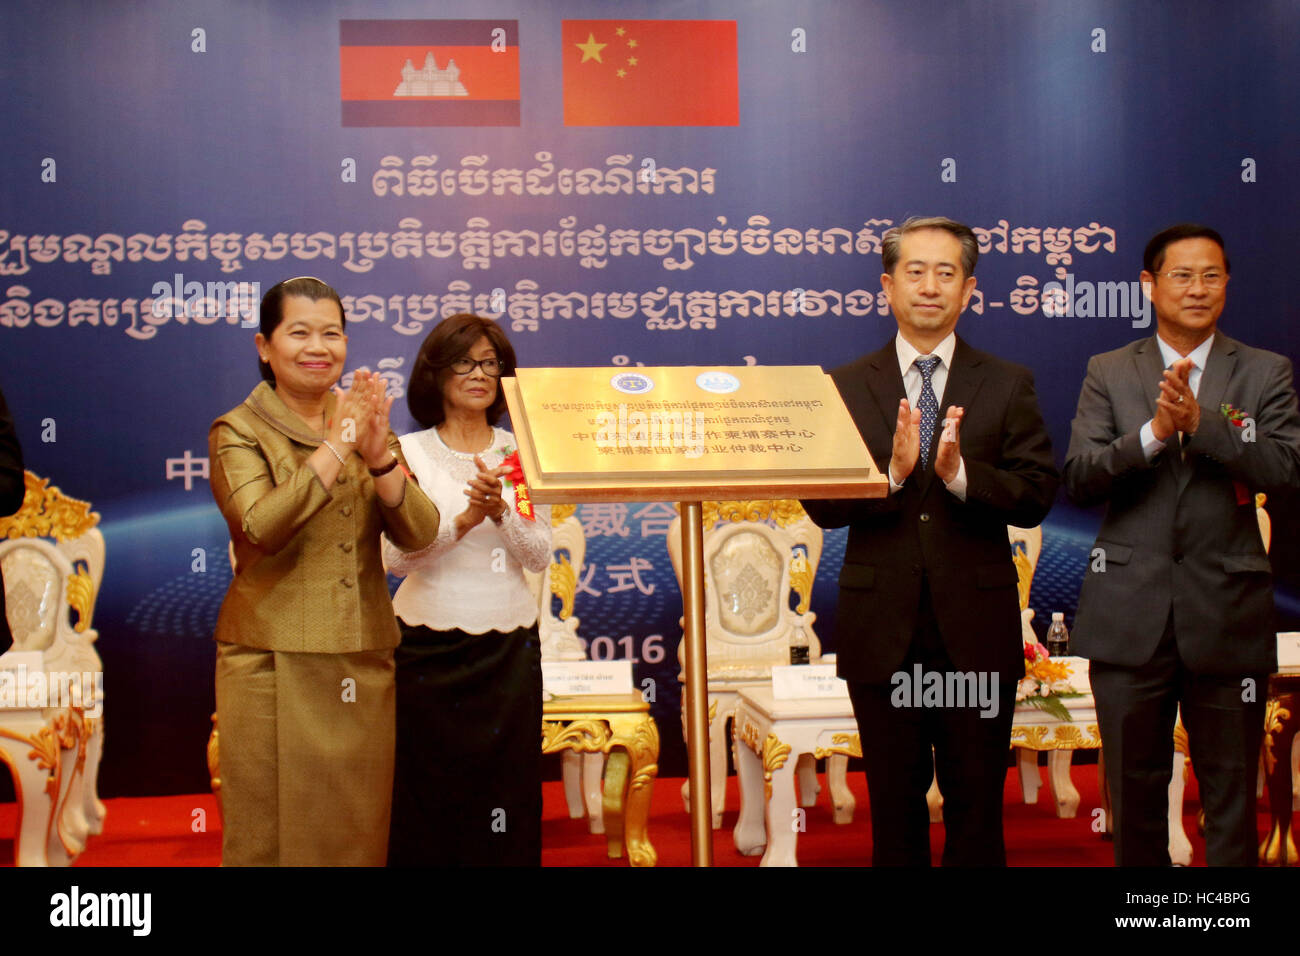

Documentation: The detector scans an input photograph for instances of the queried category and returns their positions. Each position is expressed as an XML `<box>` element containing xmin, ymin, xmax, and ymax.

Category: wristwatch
<box><xmin>368</xmin><ymin>453</ymin><xmax>399</xmax><ymax>477</ymax></box>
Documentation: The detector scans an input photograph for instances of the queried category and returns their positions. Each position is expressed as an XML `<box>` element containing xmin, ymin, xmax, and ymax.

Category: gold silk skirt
<box><xmin>215</xmin><ymin>642</ymin><xmax>395</xmax><ymax>866</ymax></box>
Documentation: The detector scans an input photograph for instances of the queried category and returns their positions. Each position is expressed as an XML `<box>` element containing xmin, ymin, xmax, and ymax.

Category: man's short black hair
<box><xmin>1143</xmin><ymin>224</ymin><xmax>1231</xmax><ymax>275</ymax></box>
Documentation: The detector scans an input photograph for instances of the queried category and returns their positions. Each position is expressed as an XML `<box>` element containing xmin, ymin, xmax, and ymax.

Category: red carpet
<box><xmin>4</xmin><ymin>759</ymin><xmax>1264</xmax><ymax>866</ymax></box>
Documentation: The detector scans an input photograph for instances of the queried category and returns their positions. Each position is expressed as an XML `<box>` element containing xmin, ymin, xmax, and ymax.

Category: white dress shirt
<box><xmin>891</xmin><ymin>331</ymin><xmax>967</xmax><ymax>500</ymax></box>
<box><xmin>1139</xmin><ymin>333</ymin><xmax>1214</xmax><ymax>460</ymax></box>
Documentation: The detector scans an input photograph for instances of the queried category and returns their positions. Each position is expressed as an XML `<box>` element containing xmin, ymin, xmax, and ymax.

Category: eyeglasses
<box><xmin>448</xmin><ymin>357</ymin><xmax>502</xmax><ymax>376</ymax></box>
<box><xmin>1154</xmin><ymin>270</ymin><xmax>1227</xmax><ymax>289</ymax></box>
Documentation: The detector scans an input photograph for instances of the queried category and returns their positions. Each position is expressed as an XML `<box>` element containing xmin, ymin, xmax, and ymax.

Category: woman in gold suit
<box><xmin>208</xmin><ymin>276</ymin><xmax>440</xmax><ymax>866</ymax></box>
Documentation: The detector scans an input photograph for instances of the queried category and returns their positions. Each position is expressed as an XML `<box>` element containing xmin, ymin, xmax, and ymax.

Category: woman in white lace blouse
<box><xmin>382</xmin><ymin>313</ymin><xmax>551</xmax><ymax>866</ymax></box>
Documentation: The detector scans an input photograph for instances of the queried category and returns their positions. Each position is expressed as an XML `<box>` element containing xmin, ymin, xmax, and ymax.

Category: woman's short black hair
<box><xmin>407</xmin><ymin>314</ymin><xmax>517</xmax><ymax>428</ymax></box>
<box><xmin>257</xmin><ymin>277</ymin><xmax>346</xmax><ymax>385</ymax></box>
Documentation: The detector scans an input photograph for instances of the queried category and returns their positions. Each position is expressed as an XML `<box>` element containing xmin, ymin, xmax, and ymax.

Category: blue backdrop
<box><xmin>2</xmin><ymin>0</ymin><xmax>1298</xmax><ymax>796</ymax></box>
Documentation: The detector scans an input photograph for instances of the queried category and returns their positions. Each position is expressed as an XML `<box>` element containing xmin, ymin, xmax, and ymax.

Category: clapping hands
<box><xmin>1153</xmin><ymin>358</ymin><xmax>1199</xmax><ymax>441</ymax></box>
<box><xmin>889</xmin><ymin>399</ymin><xmax>922</xmax><ymax>484</ymax></box>
<box><xmin>331</xmin><ymin>370</ymin><xmax>395</xmax><ymax>468</ymax></box>
<box><xmin>888</xmin><ymin>399</ymin><xmax>964</xmax><ymax>483</ymax></box>
<box><xmin>455</xmin><ymin>455</ymin><xmax>511</xmax><ymax>538</ymax></box>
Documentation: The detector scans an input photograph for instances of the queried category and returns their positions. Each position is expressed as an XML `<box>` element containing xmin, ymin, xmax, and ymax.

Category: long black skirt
<box><xmin>387</xmin><ymin>619</ymin><xmax>542</xmax><ymax>866</ymax></box>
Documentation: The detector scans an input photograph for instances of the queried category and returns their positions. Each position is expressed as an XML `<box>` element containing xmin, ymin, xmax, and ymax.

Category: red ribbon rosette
<box><xmin>500</xmin><ymin>450</ymin><xmax>535</xmax><ymax>521</ymax></box>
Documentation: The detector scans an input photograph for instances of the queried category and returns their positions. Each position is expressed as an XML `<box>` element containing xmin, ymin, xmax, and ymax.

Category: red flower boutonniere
<box><xmin>499</xmin><ymin>449</ymin><xmax>535</xmax><ymax>521</ymax></box>
<box><xmin>1220</xmin><ymin>402</ymin><xmax>1249</xmax><ymax>428</ymax></box>
<box><xmin>1220</xmin><ymin>404</ymin><xmax>1253</xmax><ymax>504</ymax></box>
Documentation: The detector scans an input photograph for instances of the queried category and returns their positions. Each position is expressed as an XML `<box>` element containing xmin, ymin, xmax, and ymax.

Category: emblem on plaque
<box><xmin>611</xmin><ymin>372</ymin><xmax>655</xmax><ymax>395</ymax></box>
<box><xmin>695</xmin><ymin>371</ymin><xmax>741</xmax><ymax>394</ymax></box>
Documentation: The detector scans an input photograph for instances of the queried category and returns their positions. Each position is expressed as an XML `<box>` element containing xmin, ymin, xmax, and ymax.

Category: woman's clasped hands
<box><xmin>330</xmin><ymin>369</ymin><xmax>396</xmax><ymax>470</ymax></box>
<box><xmin>454</xmin><ymin>455</ymin><xmax>511</xmax><ymax>538</ymax></box>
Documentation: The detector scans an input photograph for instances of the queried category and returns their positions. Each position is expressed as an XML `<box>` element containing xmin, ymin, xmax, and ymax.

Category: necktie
<box><xmin>916</xmin><ymin>356</ymin><xmax>940</xmax><ymax>469</ymax></box>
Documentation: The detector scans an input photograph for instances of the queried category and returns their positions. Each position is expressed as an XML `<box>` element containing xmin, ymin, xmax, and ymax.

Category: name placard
<box><xmin>771</xmin><ymin>664</ymin><xmax>850</xmax><ymax>700</ymax></box>
<box><xmin>1278</xmin><ymin>632</ymin><xmax>1300</xmax><ymax>671</ymax></box>
<box><xmin>542</xmin><ymin>661</ymin><xmax>635</xmax><ymax>696</ymax></box>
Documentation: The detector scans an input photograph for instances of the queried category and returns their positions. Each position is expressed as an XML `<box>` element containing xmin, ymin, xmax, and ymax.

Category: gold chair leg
<box><xmin>602</xmin><ymin>750</ymin><xmax>629</xmax><ymax>859</ymax></box>
<box><xmin>1261</xmin><ymin>690</ymin><xmax>1299</xmax><ymax>865</ymax></box>
<box><xmin>610</xmin><ymin>713</ymin><xmax>659</xmax><ymax>866</ymax></box>
<box><xmin>207</xmin><ymin>712</ymin><xmax>223</xmax><ymax>823</ymax></box>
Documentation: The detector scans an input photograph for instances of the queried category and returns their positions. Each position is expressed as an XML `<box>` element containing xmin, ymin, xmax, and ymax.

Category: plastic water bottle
<box><xmin>1045</xmin><ymin>612</ymin><xmax>1070</xmax><ymax>657</ymax></box>
<box><xmin>789</xmin><ymin>624</ymin><xmax>811</xmax><ymax>665</ymax></box>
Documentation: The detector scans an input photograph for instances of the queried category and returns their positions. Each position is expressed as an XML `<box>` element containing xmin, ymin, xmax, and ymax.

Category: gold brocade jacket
<box><xmin>209</xmin><ymin>381</ymin><xmax>440</xmax><ymax>653</ymax></box>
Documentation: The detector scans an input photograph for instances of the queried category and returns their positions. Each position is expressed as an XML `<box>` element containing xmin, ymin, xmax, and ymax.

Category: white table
<box><xmin>1007</xmin><ymin>656</ymin><xmax>1099</xmax><ymax>819</ymax></box>
<box><xmin>731</xmin><ymin>686</ymin><xmax>858</xmax><ymax>867</ymax></box>
<box><xmin>733</xmin><ymin>662</ymin><xmax>1100</xmax><ymax>866</ymax></box>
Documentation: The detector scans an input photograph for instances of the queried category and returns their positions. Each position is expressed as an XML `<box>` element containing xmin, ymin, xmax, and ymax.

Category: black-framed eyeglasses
<box><xmin>447</xmin><ymin>356</ymin><xmax>502</xmax><ymax>376</ymax></box>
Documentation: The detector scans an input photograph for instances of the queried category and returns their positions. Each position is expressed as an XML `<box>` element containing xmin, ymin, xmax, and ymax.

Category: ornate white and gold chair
<box><xmin>524</xmin><ymin>503</ymin><xmax>606</xmax><ymax>831</ymax></box>
<box><xmin>667</xmin><ymin>499</ymin><xmax>826</xmax><ymax>828</ymax></box>
<box><xmin>206</xmin><ymin>545</ymin><xmax>240</xmax><ymax>824</ymax></box>
<box><xmin>1009</xmin><ymin>525</ymin><xmax>1044</xmax><ymax>649</ymax></box>
<box><xmin>0</xmin><ymin>471</ymin><xmax>106</xmax><ymax>866</ymax></box>
<box><xmin>531</xmin><ymin>504</ymin><xmax>659</xmax><ymax>865</ymax></box>
<box><xmin>527</xmin><ymin>504</ymin><xmax>589</xmax><ymax>666</ymax></box>
<box><xmin>1004</xmin><ymin>525</ymin><xmax>1099</xmax><ymax>815</ymax></box>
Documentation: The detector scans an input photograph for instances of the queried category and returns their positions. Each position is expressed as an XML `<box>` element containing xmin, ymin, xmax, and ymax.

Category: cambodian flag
<box><xmin>340</xmin><ymin>20</ymin><xmax>520</xmax><ymax>126</ymax></box>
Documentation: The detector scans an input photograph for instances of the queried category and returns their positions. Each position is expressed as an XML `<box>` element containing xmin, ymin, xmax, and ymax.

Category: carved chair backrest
<box><xmin>523</xmin><ymin>504</ymin><xmax>589</xmax><ymax>662</ymax></box>
<box><xmin>667</xmin><ymin>500</ymin><xmax>822</xmax><ymax>681</ymax></box>
<box><xmin>1007</xmin><ymin>524</ymin><xmax>1043</xmax><ymax>613</ymax></box>
<box><xmin>1256</xmin><ymin>494</ymin><xmax>1271</xmax><ymax>553</ymax></box>
<box><xmin>0</xmin><ymin>471</ymin><xmax>104</xmax><ymax>676</ymax></box>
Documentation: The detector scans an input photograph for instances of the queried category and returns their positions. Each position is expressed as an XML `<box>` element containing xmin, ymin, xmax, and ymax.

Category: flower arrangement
<box><xmin>1016</xmin><ymin>641</ymin><xmax>1084</xmax><ymax>721</ymax></box>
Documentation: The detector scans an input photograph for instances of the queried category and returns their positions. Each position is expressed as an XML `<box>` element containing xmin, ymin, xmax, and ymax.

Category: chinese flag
<box><xmin>563</xmin><ymin>20</ymin><xmax>738</xmax><ymax>126</ymax></box>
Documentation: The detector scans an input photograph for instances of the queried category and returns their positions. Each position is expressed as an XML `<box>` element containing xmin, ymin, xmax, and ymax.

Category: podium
<box><xmin>504</xmin><ymin>365</ymin><xmax>886</xmax><ymax>865</ymax></box>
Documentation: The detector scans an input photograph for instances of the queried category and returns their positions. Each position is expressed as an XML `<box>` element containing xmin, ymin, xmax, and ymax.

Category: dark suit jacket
<box><xmin>803</xmin><ymin>336</ymin><xmax>1059</xmax><ymax>684</ymax></box>
<box><xmin>1064</xmin><ymin>333</ymin><xmax>1300</xmax><ymax>675</ymax></box>
<box><xmin>0</xmin><ymin>386</ymin><xmax>25</xmax><ymax>650</ymax></box>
